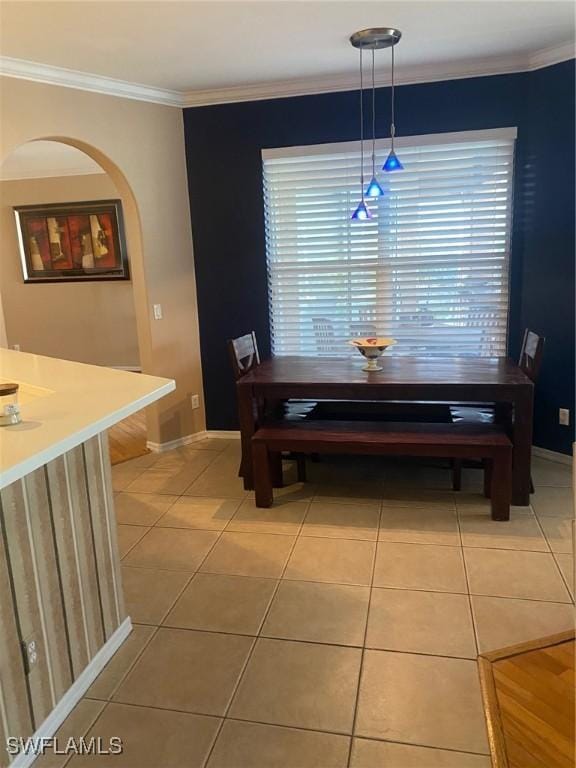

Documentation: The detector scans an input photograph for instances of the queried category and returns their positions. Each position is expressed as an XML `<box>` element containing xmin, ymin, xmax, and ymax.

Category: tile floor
<box><xmin>43</xmin><ymin>439</ymin><xmax>574</xmax><ymax>768</ymax></box>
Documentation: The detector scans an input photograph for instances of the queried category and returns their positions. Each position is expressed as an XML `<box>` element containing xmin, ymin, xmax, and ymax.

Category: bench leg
<box><xmin>490</xmin><ymin>451</ymin><xmax>511</xmax><ymax>521</ymax></box>
<box><xmin>483</xmin><ymin>459</ymin><xmax>492</xmax><ymax>499</ymax></box>
<box><xmin>253</xmin><ymin>442</ymin><xmax>274</xmax><ymax>508</ymax></box>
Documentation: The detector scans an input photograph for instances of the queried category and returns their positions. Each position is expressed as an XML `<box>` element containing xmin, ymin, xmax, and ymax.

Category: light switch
<box><xmin>153</xmin><ymin>304</ymin><xmax>163</xmax><ymax>320</ymax></box>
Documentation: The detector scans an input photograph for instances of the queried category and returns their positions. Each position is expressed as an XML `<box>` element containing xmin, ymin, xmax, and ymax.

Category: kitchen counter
<box><xmin>0</xmin><ymin>348</ymin><xmax>174</xmax><ymax>489</ymax></box>
<box><xmin>0</xmin><ymin>350</ymin><xmax>175</xmax><ymax>764</ymax></box>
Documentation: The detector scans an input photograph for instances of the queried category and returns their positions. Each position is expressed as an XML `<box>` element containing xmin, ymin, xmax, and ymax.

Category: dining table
<box><xmin>236</xmin><ymin>355</ymin><xmax>534</xmax><ymax>506</ymax></box>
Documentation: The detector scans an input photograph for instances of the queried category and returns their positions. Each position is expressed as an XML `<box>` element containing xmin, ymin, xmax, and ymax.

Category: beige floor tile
<box><xmin>151</xmin><ymin>447</ymin><xmax>217</xmax><ymax>468</ymax></box>
<box><xmin>184</xmin><ymin>451</ymin><xmax>248</xmax><ymax>498</ymax></box>
<box><xmin>464</xmin><ymin>547</ymin><xmax>571</xmax><ymax>602</ymax></box>
<box><xmin>355</xmin><ymin>650</ymin><xmax>488</xmax><ymax>754</ymax></box>
<box><xmin>112</xmin><ymin>465</ymin><xmax>145</xmax><ymax>492</ymax></box>
<box><xmin>115</xmin><ymin>492</ymin><xmax>178</xmax><ymax>526</ymax></box>
<box><xmin>302</xmin><ymin>502</ymin><xmax>380</xmax><ymax>540</ymax></box>
<box><xmin>227</xmin><ymin>498</ymin><xmax>308</xmax><ymax>535</ymax></box>
<box><xmin>207</xmin><ymin>720</ymin><xmax>350</xmax><ymax>768</ymax></box>
<box><xmin>379</xmin><ymin>507</ymin><xmax>460</xmax><ymax>546</ymax></box>
<box><xmin>381</xmin><ymin>489</ymin><xmax>456</xmax><ymax>509</ymax></box>
<box><xmin>314</xmin><ymin>483</ymin><xmax>382</xmax><ymax>509</ymax></box>
<box><xmin>125</xmin><ymin>460</ymin><xmax>211</xmax><ymax>495</ymax></box>
<box><xmin>455</xmin><ymin>494</ymin><xmax>532</xmax><ymax>516</ymax></box>
<box><xmin>555</xmin><ymin>554</ymin><xmax>575</xmax><ymax>600</ymax></box>
<box><xmin>69</xmin><ymin>703</ymin><xmax>220</xmax><ymax>768</ymax></box>
<box><xmin>121</xmin><ymin>566</ymin><xmax>191</xmax><ymax>624</ymax></box>
<box><xmin>373</xmin><ymin>542</ymin><xmax>467</xmax><ymax>593</ymax></box>
<box><xmin>459</xmin><ymin>512</ymin><xmax>548</xmax><ymax>551</ymax></box>
<box><xmin>86</xmin><ymin>624</ymin><xmax>156</xmax><ymax>700</ymax></box>
<box><xmin>229</xmin><ymin>638</ymin><xmax>361</xmax><ymax>733</ymax></box>
<box><xmin>532</xmin><ymin>457</ymin><xmax>572</xmax><ymax>487</ymax></box>
<box><xmin>531</xmin><ymin>486</ymin><xmax>574</xmax><ymax>518</ymax></box>
<box><xmin>471</xmin><ymin>595</ymin><xmax>575</xmax><ymax>653</ymax></box>
<box><xmin>164</xmin><ymin>573</ymin><xmax>277</xmax><ymax>634</ymax></box>
<box><xmin>35</xmin><ymin>699</ymin><xmax>105</xmax><ymax>768</ymax></box>
<box><xmin>191</xmin><ymin>437</ymin><xmax>235</xmax><ymax>451</ymax></box>
<box><xmin>156</xmin><ymin>496</ymin><xmax>241</xmax><ymax>531</ymax></box>
<box><xmin>538</xmin><ymin>516</ymin><xmax>574</xmax><ymax>553</ymax></box>
<box><xmin>117</xmin><ymin>524</ymin><xmax>149</xmax><ymax>558</ymax></box>
<box><xmin>200</xmin><ymin>532</ymin><xmax>295</xmax><ymax>578</ymax></box>
<box><xmin>262</xmin><ymin>580</ymin><xmax>370</xmax><ymax>646</ymax></box>
<box><xmin>122</xmin><ymin>527</ymin><xmax>219</xmax><ymax>571</ymax></box>
<box><xmin>366</xmin><ymin>588</ymin><xmax>476</xmax><ymax>658</ymax></box>
<box><xmin>284</xmin><ymin>537</ymin><xmax>375</xmax><ymax>586</ymax></box>
<box><xmin>114</xmin><ymin>627</ymin><xmax>253</xmax><ymax>715</ymax></box>
<box><xmin>246</xmin><ymin>481</ymin><xmax>317</xmax><ymax>504</ymax></box>
<box><xmin>350</xmin><ymin>738</ymin><xmax>491</xmax><ymax>767</ymax></box>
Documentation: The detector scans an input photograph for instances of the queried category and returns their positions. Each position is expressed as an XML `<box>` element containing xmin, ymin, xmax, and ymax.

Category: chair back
<box><xmin>518</xmin><ymin>329</ymin><xmax>545</xmax><ymax>382</ymax></box>
<box><xmin>228</xmin><ymin>332</ymin><xmax>260</xmax><ymax>380</ymax></box>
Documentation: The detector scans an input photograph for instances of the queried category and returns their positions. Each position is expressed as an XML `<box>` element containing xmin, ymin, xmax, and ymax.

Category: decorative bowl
<box><xmin>348</xmin><ymin>337</ymin><xmax>396</xmax><ymax>371</ymax></box>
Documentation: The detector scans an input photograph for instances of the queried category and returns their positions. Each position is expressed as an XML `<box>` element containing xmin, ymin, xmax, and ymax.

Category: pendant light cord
<box><xmin>371</xmin><ymin>49</ymin><xmax>376</xmax><ymax>177</ymax></box>
<box><xmin>359</xmin><ymin>46</ymin><xmax>365</xmax><ymax>195</ymax></box>
<box><xmin>390</xmin><ymin>43</ymin><xmax>396</xmax><ymax>151</ymax></box>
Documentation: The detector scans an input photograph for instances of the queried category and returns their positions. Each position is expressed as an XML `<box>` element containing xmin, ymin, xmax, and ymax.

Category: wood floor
<box><xmin>479</xmin><ymin>631</ymin><xmax>575</xmax><ymax>768</ymax></box>
<box><xmin>108</xmin><ymin>411</ymin><xmax>149</xmax><ymax>465</ymax></box>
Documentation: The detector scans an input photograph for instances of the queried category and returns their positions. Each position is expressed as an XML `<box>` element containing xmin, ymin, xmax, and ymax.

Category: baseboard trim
<box><xmin>149</xmin><ymin>432</ymin><xmax>571</xmax><ymax>465</ymax></box>
<box><xmin>11</xmin><ymin>618</ymin><xmax>132</xmax><ymax>768</ymax></box>
<box><xmin>146</xmin><ymin>430</ymin><xmax>240</xmax><ymax>453</ymax></box>
<box><xmin>532</xmin><ymin>446</ymin><xmax>572</xmax><ymax>466</ymax></box>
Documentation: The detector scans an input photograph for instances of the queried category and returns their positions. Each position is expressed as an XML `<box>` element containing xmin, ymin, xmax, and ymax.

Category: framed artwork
<box><xmin>14</xmin><ymin>199</ymin><xmax>130</xmax><ymax>283</ymax></box>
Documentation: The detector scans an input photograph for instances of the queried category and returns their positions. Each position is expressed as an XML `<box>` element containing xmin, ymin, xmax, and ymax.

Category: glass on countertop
<box><xmin>0</xmin><ymin>383</ymin><xmax>22</xmax><ymax>426</ymax></box>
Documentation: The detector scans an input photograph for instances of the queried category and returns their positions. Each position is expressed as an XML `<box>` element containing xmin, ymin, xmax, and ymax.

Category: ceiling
<box><xmin>0</xmin><ymin>1</ymin><xmax>574</xmax><ymax>105</ymax></box>
<box><xmin>0</xmin><ymin>141</ymin><xmax>105</xmax><ymax>180</ymax></box>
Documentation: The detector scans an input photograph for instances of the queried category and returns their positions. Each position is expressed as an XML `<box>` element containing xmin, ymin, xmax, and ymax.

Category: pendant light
<box><xmin>351</xmin><ymin>46</ymin><xmax>372</xmax><ymax>220</ymax></box>
<box><xmin>350</xmin><ymin>28</ymin><xmax>403</xmax><ymax>219</ymax></box>
<box><xmin>383</xmin><ymin>40</ymin><xmax>404</xmax><ymax>172</ymax></box>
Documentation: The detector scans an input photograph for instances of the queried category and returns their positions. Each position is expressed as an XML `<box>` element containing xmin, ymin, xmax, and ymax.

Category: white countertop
<box><xmin>0</xmin><ymin>349</ymin><xmax>175</xmax><ymax>489</ymax></box>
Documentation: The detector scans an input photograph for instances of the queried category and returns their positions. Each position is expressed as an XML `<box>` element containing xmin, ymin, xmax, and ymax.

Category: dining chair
<box><xmin>451</xmin><ymin>329</ymin><xmax>545</xmax><ymax>490</ymax></box>
<box><xmin>228</xmin><ymin>332</ymin><xmax>307</xmax><ymax>483</ymax></box>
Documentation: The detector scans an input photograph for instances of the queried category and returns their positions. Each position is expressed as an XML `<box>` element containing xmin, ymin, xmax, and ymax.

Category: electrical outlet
<box><xmin>22</xmin><ymin>638</ymin><xmax>38</xmax><ymax>674</ymax></box>
<box><xmin>153</xmin><ymin>304</ymin><xmax>163</xmax><ymax>320</ymax></box>
<box><xmin>191</xmin><ymin>394</ymin><xmax>200</xmax><ymax>409</ymax></box>
<box><xmin>12</xmin><ymin>344</ymin><xmax>20</xmax><ymax>351</ymax></box>
<box><xmin>559</xmin><ymin>408</ymin><xmax>570</xmax><ymax>426</ymax></box>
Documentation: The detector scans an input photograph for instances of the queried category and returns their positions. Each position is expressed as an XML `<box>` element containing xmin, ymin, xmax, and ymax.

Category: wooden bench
<box><xmin>252</xmin><ymin>421</ymin><xmax>513</xmax><ymax>520</ymax></box>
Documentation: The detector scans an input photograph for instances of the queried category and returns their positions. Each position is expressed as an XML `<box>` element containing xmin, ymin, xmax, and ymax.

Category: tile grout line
<box><xmin>199</xmin><ymin>496</ymin><xmax>311</xmax><ymax>768</ymax></box>
<box><xmin>345</xmin><ymin>505</ymin><xmax>380</xmax><ymax>768</ymax></box>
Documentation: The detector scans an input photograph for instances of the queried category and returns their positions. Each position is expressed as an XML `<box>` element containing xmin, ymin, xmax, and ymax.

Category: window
<box><xmin>263</xmin><ymin>128</ymin><xmax>516</xmax><ymax>357</ymax></box>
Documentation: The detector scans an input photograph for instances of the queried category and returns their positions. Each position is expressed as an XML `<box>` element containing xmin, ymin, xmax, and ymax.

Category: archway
<box><xmin>0</xmin><ymin>137</ymin><xmax>155</xmax><ymax>459</ymax></box>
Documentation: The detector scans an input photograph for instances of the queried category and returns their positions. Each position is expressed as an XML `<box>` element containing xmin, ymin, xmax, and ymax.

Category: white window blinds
<box><xmin>263</xmin><ymin>128</ymin><xmax>516</xmax><ymax>357</ymax></box>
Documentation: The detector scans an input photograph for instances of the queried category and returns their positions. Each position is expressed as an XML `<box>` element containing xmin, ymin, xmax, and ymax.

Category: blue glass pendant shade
<box><xmin>383</xmin><ymin>149</ymin><xmax>403</xmax><ymax>172</ymax></box>
<box><xmin>351</xmin><ymin>200</ymin><xmax>372</xmax><ymax>220</ymax></box>
<box><xmin>365</xmin><ymin>176</ymin><xmax>384</xmax><ymax>197</ymax></box>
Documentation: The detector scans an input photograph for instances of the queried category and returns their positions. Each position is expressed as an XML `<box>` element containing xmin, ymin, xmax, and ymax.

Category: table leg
<box><xmin>237</xmin><ymin>383</ymin><xmax>255</xmax><ymax>490</ymax></box>
<box><xmin>512</xmin><ymin>387</ymin><xmax>534</xmax><ymax>506</ymax></box>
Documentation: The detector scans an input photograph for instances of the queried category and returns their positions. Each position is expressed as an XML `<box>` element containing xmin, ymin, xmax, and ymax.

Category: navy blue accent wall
<box><xmin>183</xmin><ymin>61</ymin><xmax>575</xmax><ymax>453</ymax></box>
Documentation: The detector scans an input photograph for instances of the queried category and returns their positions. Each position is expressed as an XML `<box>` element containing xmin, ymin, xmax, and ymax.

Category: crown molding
<box><xmin>0</xmin><ymin>56</ymin><xmax>183</xmax><ymax>107</ymax></box>
<box><xmin>181</xmin><ymin>44</ymin><xmax>576</xmax><ymax>107</ymax></box>
<box><xmin>1</xmin><ymin>41</ymin><xmax>574</xmax><ymax>110</ymax></box>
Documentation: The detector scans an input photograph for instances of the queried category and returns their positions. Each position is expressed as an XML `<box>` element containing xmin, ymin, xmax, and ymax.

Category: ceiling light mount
<box><xmin>349</xmin><ymin>28</ymin><xmax>402</xmax><ymax>50</ymax></box>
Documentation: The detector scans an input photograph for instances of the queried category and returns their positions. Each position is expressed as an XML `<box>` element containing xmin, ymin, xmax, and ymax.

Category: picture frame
<box><xmin>14</xmin><ymin>199</ymin><xmax>130</xmax><ymax>283</ymax></box>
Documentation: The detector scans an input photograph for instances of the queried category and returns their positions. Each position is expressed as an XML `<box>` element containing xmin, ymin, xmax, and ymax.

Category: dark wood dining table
<box><xmin>236</xmin><ymin>355</ymin><xmax>534</xmax><ymax>505</ymax></box>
